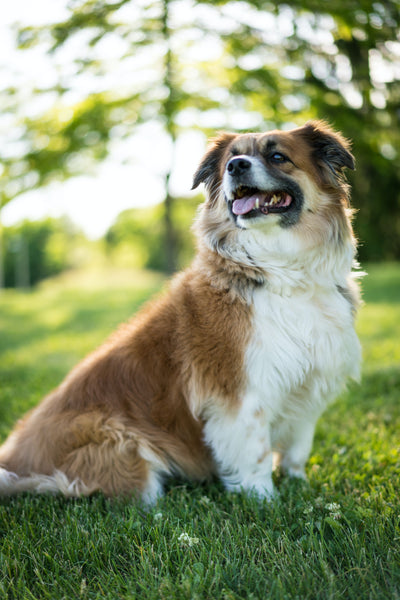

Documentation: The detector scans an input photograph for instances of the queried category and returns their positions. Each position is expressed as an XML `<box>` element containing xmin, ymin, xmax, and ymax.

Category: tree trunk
<box><xmin>162</xmin><ymin>0</ymin><xmax>178</xmax><ymax>274</ymax></box>
<box><xmin>0</xmin><ymin>202</ymin><xmax>4</xmax><ymax>290</ymax></box>
<box><xmin>15</xmin><ymin>235</ymin><xmax>30</xmax><ymax>289</ymax></box>
<box><xmin>164</xmin><ymin>187</ymin><xmax>177</xmax><ymax>274</ymax></box>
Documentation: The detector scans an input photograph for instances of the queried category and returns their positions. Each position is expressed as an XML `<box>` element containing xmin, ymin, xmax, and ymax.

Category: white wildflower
<box><xmin>325</xmin><ymin>502</ymin><xmax>342</xmax><ymax>520</ymax></box>
<box><xmin>154</xmin><ymin>512</ymin><xmax>163</xmax><ymax>521</ymax></box>
<box><xmin>325</xmin><ymin>502</ymin><xmax>341</xmax><ymax>512</ymax></box>
<box><xmin>178</xmin><ymin>532</ymin><xmax>200</xmax><ymax>547</ymax></box>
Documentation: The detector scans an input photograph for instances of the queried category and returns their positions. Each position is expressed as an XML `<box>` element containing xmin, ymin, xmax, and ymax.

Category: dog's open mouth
<box><xmin>231</xmin><ymin>186</ymin><xmax>293</xmax><ymax>216</ymax></box>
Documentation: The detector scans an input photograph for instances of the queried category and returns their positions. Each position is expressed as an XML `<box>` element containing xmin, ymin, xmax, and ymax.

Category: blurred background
<box><xmin>1</xmin><ymin>0</ymin><xmax>399</xmax><ymax>287</ymax></box>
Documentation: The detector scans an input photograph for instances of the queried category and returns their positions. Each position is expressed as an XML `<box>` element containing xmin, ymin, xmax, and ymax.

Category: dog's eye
<box><xmin>270</xmin><ymin>152</ymin><xmax>287</xmax><ymax>163</ymax></box>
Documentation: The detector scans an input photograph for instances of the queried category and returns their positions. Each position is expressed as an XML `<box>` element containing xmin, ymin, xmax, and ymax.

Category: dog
<box><xmin>0</xmin><ymin>120</ymin><xmax>361</xmax><ymax>503</ymax></box>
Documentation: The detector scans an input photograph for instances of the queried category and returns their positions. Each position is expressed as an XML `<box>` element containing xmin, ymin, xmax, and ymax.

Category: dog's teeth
<box><xmin>270</xmin><ymin>193</ymin><xmax>281</xmax><ymax>205</ymax></box>
<box><xmin>255</xmin><ymin>197</ymin><xmax>260</xmax><ymax>209</ymax></box>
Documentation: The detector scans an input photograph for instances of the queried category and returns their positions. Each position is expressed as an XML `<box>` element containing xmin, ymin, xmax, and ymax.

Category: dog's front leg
<box><xmin>203</xmin><ymin>400</ymin><xmax>275</xmax><ymax>499</ymax></box>
<box><xmin>275</xmin><ymin>413</ymin><xmax>320</xmax><ymax>480</ymax></box>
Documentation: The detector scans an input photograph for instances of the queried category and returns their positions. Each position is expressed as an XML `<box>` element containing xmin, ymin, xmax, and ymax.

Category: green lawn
<box><xmin>0</xmin><ymin>264</ymin><xmax>399</xmax><ymax>600</ymax></box>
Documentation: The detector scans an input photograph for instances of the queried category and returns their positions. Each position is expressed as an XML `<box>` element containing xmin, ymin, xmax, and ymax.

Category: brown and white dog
<box><xmin>0</xmin><ymin>120</ymin><xmax>361</xmax><ymax>502</ymax></box>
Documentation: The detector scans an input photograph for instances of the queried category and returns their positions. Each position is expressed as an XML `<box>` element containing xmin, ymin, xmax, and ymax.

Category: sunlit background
<box><xmin>1</xmin><ymin>0</ymin><xmax>208</xmax><ymax>238</ymax></box>
<box><xmin>1</xmin><ymin>0</ymin><xmax>399</xmax><ymax>284</ymax></box>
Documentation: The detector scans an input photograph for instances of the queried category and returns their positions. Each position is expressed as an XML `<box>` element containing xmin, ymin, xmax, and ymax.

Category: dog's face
<box><xmin>192</xmin><ymin>121</ymin><xmax>355</xmax><ymax>256</ymax></box>
<box><xmin>222</xmin><ymin>139</ymin><xmax>305</xmax><ymax>229</ymax></box>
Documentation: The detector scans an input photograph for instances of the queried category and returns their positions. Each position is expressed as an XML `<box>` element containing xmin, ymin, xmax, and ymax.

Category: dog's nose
<box><xmin>227</xmin><ymin>157</ymin><xmax>252</xmax><ymax>177</ymax></box>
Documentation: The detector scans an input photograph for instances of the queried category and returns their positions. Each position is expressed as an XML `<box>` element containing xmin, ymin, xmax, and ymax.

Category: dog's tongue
<box><xmin>232</xmin><ymin>194</ymin><xmax>259</xmax><ymax>215</ymax></box>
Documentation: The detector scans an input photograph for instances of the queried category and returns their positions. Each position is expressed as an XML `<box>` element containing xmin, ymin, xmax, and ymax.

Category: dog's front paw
<box><xmin>223</xmin><ymin>475</ymin><xmax>277</xmax><ymax>501</ymax></box>
<box><xmin>288</xmin><ymin>467</ymin><xmax>307</xmax><ymax>480</ymax></box>
<box><xmin>281</xmin><ymin>460</ymin><xmax>308</xmax><ymax>480</ymax></box>
<box><xmin>250</xmin><ymin>482</ymin><xmax>278</xmax><ymax>501</ymax></box>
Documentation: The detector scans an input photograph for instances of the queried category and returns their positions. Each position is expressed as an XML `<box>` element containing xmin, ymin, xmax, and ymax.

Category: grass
<box><xmin>0</xmin><ymin>263</ymin><xmax>399</xmax><ymax>600</ymax></box>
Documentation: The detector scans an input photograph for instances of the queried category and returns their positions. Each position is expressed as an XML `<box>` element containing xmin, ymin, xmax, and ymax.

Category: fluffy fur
<box><xmin>0</xmin><ymin>120</ymin><xmax>362</xmax><ymax>502</ymax></box>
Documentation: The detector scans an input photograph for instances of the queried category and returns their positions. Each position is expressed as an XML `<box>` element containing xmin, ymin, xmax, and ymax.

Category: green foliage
<box><xmin>0</xmin><ymin>263</ymin><xmax>399</xmax><ymax>599</ymax></box>
<box><xmin>219</xmin><ymin>1</ymin><xmax>400</xmax><ymax>261</ymax></box>
<box><xmin>2</xmin><ymin>217</ymin><xmax>85</xmax><ymax>288</ymax></box>
<box><xmin>0</xmin><ymin>0</ymin><xmax>399</xmax><ymax>262</ymax></box>
<box><xmin>105</xmin><ymin>196</ymin><xmax>200</xmax><ymax>271</ymax></box>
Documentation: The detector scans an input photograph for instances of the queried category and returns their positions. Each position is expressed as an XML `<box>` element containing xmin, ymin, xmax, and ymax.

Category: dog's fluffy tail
<box><xmin>0</xmin><ymin>467</ymin><xmax>90</xmax><ymax>497</ymax></box>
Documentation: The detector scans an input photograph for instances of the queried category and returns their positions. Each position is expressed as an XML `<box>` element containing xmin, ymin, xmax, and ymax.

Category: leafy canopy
<box><xmin>1</xmin><ymin>0</ymin><xmax>399</xmax><ymax>260</ymax></box>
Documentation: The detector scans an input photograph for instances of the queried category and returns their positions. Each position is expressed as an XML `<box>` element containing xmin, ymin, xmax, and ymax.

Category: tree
<box><xmin>226</xmin><ymin>0</ymin><xmax>400</xmax><ymax>260</ymax></box>
<box><xmin>1</xmin><ymin>0</ymin><xmax>225</xmax><ymax>273</ymax></box>
<box><xmin>105</xmin><ymin>195</ymin><xmax>201</xmax><ymax>271</ymax></box>
<box><xmin>1</xmin><ymin>0</ymin><xmax>399</xmax><ymax>270</ymax></box>
<box><xmin>2</xmin><ymin>217</ymin><xmax>83</xmax><ymax>288</ymax></box>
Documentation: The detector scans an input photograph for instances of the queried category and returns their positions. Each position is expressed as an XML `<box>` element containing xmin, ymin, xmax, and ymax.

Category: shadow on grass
<box><xmin>315</xmin><ymin>367</ymin><xmax>400</xmax><ymax>442</ymax></box>
<box><xmin>356</xmin><ymin>368</ymin><xmax>400</xmax><ymax>411</ymax></box>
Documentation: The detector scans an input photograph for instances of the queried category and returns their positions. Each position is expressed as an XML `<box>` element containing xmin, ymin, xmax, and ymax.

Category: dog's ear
<box><xmin>299</xmin><ymin>120</ymin><xmax>355</xmax><ymax>186</ymax></box>
<box><xmin>192</xmin><ymin>132</ymin><xmax>237</xmax><ymax>190</ymax></box>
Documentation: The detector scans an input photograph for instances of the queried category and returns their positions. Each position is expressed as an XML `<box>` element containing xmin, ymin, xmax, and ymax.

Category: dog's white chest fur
<box><xmin>246</xmin><ymin>284</ymin><xmax>360</xmax><ymax>416</ymax></box>
<box><xmin>203</xmin><ymin>281</ymin><xmax>361</xmax><ymax>497</ymax></box>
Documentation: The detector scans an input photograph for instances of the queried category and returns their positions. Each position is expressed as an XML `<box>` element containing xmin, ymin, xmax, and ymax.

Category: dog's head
<box><xmin>192</xmin><ymin>121</ymin><xmax>355</xmax><ymax>264</ymax></box>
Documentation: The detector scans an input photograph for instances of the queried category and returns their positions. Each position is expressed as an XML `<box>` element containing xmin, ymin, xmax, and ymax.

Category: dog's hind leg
<box><xmin>59</xmin><ymin>426</ymin><xmax>165</xmax><ymax>501</ymax></box>
<box><xmin>0</xmin><ymin>412</ymin><xmax>165</xmax><ymax>502</ymax></box>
